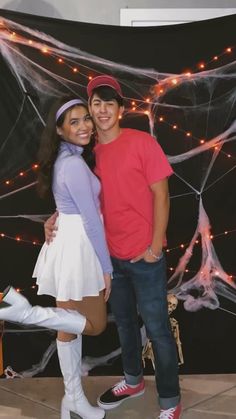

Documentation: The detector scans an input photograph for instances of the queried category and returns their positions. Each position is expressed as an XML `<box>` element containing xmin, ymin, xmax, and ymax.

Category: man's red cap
<box><xmin>87</xmin><ymin>75</ymin><xmax>123</xmax><ymax>98</ymax></box>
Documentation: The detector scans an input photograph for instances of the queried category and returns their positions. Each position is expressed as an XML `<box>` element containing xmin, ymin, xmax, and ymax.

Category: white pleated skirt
<box><xmin>33</xmin><ymin>213</ymin><xmax>105</xmax><ymax>301</ymax></box>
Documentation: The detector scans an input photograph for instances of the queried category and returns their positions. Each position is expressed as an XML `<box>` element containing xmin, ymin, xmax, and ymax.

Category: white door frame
<box><xmin>120</xmin><ymin>8</ymin><xmax>236</xmax><ymax>26</ymax></box>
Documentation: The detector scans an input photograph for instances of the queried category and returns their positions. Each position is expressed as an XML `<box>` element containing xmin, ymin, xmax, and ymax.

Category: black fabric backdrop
<box><xmin>0</xmin><ymin>9</ymin><xmax>236</xmax><ymax>376</ymax></box>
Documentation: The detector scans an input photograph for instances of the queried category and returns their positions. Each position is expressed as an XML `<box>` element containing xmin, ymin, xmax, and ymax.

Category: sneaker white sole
<box><xmin>97</xmin><ymin>389</ymin><xmax>145</xmax><ymax>410</ymax></box>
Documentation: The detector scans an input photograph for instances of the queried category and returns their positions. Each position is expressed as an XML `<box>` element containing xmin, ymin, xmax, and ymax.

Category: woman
<box><xmin>0</xmin><ymin>97</ymin><xmax>113</xmax><ymax>419</ymax></box>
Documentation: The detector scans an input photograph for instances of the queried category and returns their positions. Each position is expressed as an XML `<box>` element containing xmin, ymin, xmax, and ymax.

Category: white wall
<box><xmin>0</xmin><ymin>0</ymin><xmax>235</xmax><ymax>25</ymax></box>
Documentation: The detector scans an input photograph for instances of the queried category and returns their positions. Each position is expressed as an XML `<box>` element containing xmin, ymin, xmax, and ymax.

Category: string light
<box><xmin>154</xmin><ymin>116</ymin><xmax>235</xmax><ymax>160</ymax></box>
<box><xmin>0</xmin><ymin>26</ymin><xmax>235</xmax><ymax>292</ymax></box>
<box><xmin>3</xmin><ymin>23</ymin><xmax>234</xmax><ymax>90</ymax></box>
<box><xmin>165</xmin><ymin>228</ymin><xmax>236</xmax><ymax>254</ymax></box>
<box><xmin>168</xmin><ymin>266</ymin><xmax>236</xmax><ymax>282</ymax></box>
<box><xmin>1</xmin><ymin>163</ymin><xmax>39</xmax><ymax>188</ymax></box>
<box><xmin>0</xmin><ymin>232</ymin><xmax>42</xmax><ymax>246</ymax></box>
<box><xmin>2</xmin><ymin>226</ymin><xmax>235</xmax><ymax>253</ymax></box>
<box><xmin>166</xmin><ymin>265</ymin><xmax>236</xmax><ymax>281</ymax></box>
<box><xmin>4</xmin><ymin>23</ymin><xmax>234</xmax><ymax>94</ymax></box>
<box><xmin>3</xmin><ymin>106</ymin><xmax>234</xmax><ymax>192</ymax></box>
<box><xmin>41</xmin><ymin>47</ymin><xmax>49</xmax><ymax>54</ymax></box>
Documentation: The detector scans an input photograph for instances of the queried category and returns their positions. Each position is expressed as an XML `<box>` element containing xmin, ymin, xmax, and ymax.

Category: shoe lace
<box><xmin>159</xmin><ymin>406</ymin><xmax>176</xmax><ymax>419</ymax></box>
<box><xmin>112</xmin><ymin>379</ymin><xmax>128</xmax><ymax>394</ymax></box>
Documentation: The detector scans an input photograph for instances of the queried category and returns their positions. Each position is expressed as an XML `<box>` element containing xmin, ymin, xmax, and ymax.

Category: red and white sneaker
<box><xmin>159</xmin><ymin>403</ymin><xmax>182</xmax><ymax>418</ymax></box>
<box><xmin>97</xmin><ymin>378</ymin><xmax>145</xmax><ymax>410</ymax></box>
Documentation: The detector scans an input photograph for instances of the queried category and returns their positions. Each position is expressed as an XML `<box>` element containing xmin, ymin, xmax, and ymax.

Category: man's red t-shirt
<box><xmin>94</xmin><ymin>128</ymin><xmax>173</xmax><ymax>259</ymax></box>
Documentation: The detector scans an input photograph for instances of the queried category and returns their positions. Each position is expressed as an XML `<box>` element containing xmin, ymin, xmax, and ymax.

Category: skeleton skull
<box><xmin>167</xmin><ymin>294</ymin><xmax>178</xmax><ymax>314</ymax></box>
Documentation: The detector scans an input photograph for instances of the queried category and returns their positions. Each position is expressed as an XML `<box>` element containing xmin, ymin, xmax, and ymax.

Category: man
<box><xmin>46</xmin><ymin>75</ymin><xmax>181</xmax><ymax>419</ymax></box>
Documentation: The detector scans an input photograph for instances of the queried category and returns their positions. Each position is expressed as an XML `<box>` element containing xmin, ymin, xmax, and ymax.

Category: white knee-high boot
<box><xmin>0</xmin><ymin>287</ymin><xmax>86</xmax><ymax>334</ymax></box>
<box><xmin>57</xmin><ymin>337</ymin><xmax>105</xmax><ymax>419</ymax></box>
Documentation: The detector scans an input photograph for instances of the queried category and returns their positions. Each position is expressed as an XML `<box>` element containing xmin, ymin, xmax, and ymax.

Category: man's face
<box><xmin>89</xmin><ymin>93</ymin><xmax>123</xmax><ymax>134</ymax></box>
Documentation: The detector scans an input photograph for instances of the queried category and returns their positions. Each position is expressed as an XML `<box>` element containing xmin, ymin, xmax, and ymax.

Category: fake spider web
<box><xmin>0</xmin><ymin>15</ymin><xmax>236</xmax><ymax>310</ymax></box>
<box><xmin>0</xmin><ymin>18</ymin><xmax>235</xmax><ymax>320</ymax></box>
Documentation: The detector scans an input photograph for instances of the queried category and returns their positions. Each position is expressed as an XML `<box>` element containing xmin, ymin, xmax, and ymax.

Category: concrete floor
<box><xmin>0</xmin><ymin>374</ymin><xmax>236</xmax><ymax>418</ymax></box>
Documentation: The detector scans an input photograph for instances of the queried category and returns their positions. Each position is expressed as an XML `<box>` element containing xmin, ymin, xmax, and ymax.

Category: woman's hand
<box><xmin>44</xmin><ymin>211</ymin><xmax>58</xmax><ymax>244</ymax></box>
<box><xmin>103</xmin><ymin>273</ymin><xmax>112</xmax><ymax>302</ymax></box>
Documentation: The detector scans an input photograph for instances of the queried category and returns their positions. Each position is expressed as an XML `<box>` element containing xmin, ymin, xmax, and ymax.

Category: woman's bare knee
<box><xmin>83</xmin><ymin>319</ymin><xmax>107</xmax><ymax>336</ymax></box>
<box><xmin>57</xmin><ymin>331</ymin><xmax>77</xmax><ymax>342</ymax></box>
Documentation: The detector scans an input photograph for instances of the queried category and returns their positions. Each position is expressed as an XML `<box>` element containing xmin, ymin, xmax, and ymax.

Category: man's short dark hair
<box><xmin>90</xmin><ymin>86</ymin><xmax>124</xmax><ymax>107</ymax></box>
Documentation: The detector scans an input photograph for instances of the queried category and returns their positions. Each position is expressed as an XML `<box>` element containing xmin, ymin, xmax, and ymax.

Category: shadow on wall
<box><xmin>1</xmin><ymin>0</ymin><xmax>63</xmax><ymax>18</ymax></box>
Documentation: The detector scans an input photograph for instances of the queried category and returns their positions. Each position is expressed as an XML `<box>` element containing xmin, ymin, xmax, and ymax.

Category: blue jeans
<box><xmin>109</xmin><ymin>254</ymin><xmax>180</xmax><ymax>409</ymax></box>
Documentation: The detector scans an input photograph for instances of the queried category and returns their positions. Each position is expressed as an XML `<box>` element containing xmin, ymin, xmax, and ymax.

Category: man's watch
<box><xmin>147</xmin><ymin>246</ymin><xmax>163</xmax><ymax>261</ymax></box>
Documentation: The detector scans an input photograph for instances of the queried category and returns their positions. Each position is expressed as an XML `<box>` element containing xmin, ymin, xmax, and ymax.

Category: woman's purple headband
<box><xmin>56</xmin><ymin>99</ymin><xmax>85</xmax><ymax>122</ymax></box>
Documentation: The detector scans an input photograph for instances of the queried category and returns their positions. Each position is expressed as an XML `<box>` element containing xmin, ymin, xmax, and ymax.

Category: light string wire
<box><xmin>0</xmin><ymin>16</ymin><xmax>235</xmax><ymax>311</ymax></box>
<box><xmin>0</xmin><ymin>15</ymin><xmax>235</xmax><ymax>379</ymax></box>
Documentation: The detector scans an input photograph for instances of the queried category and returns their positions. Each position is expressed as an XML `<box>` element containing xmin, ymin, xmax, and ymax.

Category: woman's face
<box><xmin>57</xmin><ymin>105</ymin><xmax>93</xmax><ymax>146</ymax></box>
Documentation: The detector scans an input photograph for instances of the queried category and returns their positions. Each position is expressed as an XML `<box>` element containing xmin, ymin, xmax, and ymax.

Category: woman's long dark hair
<box><xmin>37</xmin><ymin>96</ymin><xmax>95</xmax><ymax>199</ymax></box>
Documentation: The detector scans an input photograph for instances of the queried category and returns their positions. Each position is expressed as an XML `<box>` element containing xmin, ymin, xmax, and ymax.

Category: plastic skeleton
<box><xmin>142</xmin><ymin>294</ymin><xmax>184</xmax><ymax>368</ymax></box>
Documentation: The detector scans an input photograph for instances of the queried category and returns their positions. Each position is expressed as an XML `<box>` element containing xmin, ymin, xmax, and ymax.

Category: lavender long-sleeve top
<box><xmin>52</xmin><ymin>141</ymin><xmax>113</xmax><ymax>274</ymax></box>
